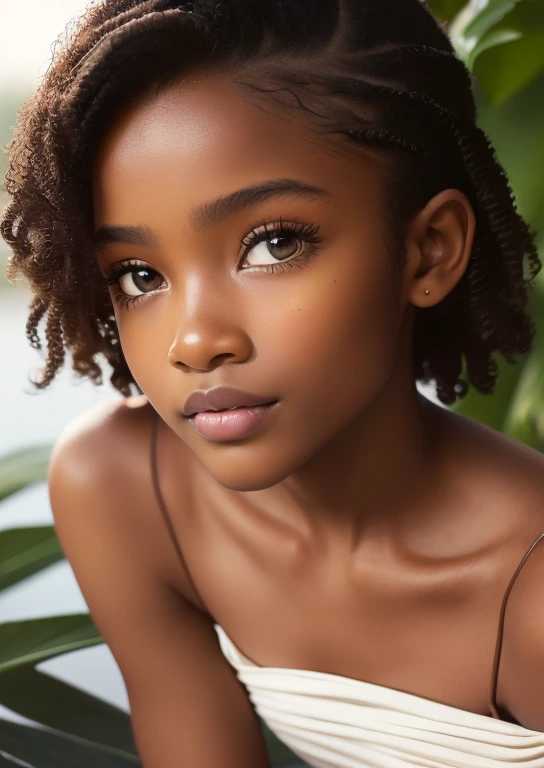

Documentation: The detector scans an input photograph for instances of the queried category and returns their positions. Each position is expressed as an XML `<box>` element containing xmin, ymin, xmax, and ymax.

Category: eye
<box><xmin>118</xmin><ymin>266</ymin><xmax>164</xmax><ymax>296</ymax></box>
<box><xmin>101</xmin><ymin>259</ymin><xmax>167</xmax><ymax>309</ymax></box>
<box><xmin>243</xmin><ymin>228</ymin><xmax>300</xmax><ymax>267</ymax></box>
<box><xmin>103</xmin><ymin>259</ymin><xmax>166</xmax><ymax>297</ymax></box>
<box><xmin>240</xmin><ymin>218</ymin><xmax>324</xmax><ymax>273</ymax></box>
<box><xmin>101</xmin><ymin>218</ymin><xmax>325</xmax><ymax>312</ymax></box>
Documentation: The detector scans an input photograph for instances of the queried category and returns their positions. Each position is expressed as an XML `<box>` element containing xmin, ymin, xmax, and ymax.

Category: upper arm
<box><xmin>47</xmin><ymin>401</ymin><xmax>271</xmax><ymax>767</ymax></box>
<box><xmin>498</xmin><ymin>532</ymin><xmax>544</xmax><ymax>731</ymax></box>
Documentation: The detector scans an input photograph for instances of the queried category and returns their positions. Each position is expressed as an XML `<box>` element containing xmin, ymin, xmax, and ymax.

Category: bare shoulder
<box><xmin>434</xmin><ymin>403</ymin><xmax>544</xmax><ymax>729</ymax></box>
<box><xmin>48</xmin><ymin>395</ymin><xmax>195</xmax><ymax>601</ymax></box>
<box><xmin>47</xmin><ymin>400</ymin><xmax>271</xmax><ymax>765</ymax></box>
<box><xmin>48</xmin><ymin>395</ymin><xmax>156</xmax><ymax>530</ymax></box>
<box><xmin>494</xmin><ymin>525</ymin><xmax>544</xmax><ymax>731</ymax></box>
<box><xmin>433</xmin><ymin>400</ymin><xmax>544</xmax><ymax>520</ymax></box>
<box><xmin>49</xmin><ymin>394</ymin><xmax>154</xmax><ymax>477</ymax></box>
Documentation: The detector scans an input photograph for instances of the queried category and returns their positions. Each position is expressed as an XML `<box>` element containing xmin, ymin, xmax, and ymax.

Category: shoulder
<box><xmin>48</xmin><ymin>396</ymin><xmax>194</xmax><ymax>600</ymax></box>
<box><xmin>497</xmin><ymin>527</ymin><xmax>544</xmax><ymax>731</ymax></box>
<box><xmin>469</xmin><ymin>423</ymin><xmax>544</xmax><ymax>731</ymax></box>
<box><xmin>48</xmin><ymin>394</ymin><xmax>154</xmax><ymax>481</ymax></box>
<box><xmin>435</xmin><ymin>402</ymin><xmax>544</xmax><ymax>524</ymax></box>
<box><xmin>434</xmin><ymin>405</ymin><xmax>544</xmax><ymax>728</ymax></box>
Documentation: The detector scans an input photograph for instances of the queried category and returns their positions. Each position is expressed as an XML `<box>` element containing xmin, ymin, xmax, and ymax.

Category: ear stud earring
<box><xmin>424</xmin><ymin>289</ymin><xmax>430</xmax><ymax>295</ymax></box>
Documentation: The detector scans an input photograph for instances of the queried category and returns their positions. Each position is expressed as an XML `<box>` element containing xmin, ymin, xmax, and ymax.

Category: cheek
<box><xmin>266</xmin><ymin>242</ymin><xmax>401</xmax><ymax>412</ymax></box>
<box><xmin>110</xmin><ymin>304</ymin><xmax>166</xmax><ymax>392</ymax></box>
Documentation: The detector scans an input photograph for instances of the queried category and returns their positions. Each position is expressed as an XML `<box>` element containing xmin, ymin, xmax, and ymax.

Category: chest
<box><xmin>172</xmin><ymin>490</ymin><xmax>511</xmax><ymax>715</ymax></box>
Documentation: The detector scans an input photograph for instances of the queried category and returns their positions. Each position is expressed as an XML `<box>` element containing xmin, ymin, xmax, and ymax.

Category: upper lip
<box><xmin>182</xmin><ymin>386</ymin><xmax>278</xmax><ymax>417</ymax></box>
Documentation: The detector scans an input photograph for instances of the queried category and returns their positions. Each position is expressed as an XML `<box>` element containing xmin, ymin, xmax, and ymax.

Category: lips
<box><xmin>182</xmin><ymin>385</ymin><xmax>278</xmax><ymax>418</ymax></box>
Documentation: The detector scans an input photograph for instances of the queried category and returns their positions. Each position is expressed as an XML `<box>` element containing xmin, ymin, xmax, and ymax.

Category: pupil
<box><xmin>269</xmin><ymin>235</ymin><xmax>297</xmax><ymax>261</ymax></box>
<box><xmin>133</xmin><ymin>269</ymin><xmax>160</xmax><ymax>291</ymax></box>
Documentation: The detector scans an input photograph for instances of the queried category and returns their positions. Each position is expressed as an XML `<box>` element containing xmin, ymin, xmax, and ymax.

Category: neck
<box><xmin>282</xmin><ymin>383</ymin><xmax>443</xmax><ymax>538</ymax></box>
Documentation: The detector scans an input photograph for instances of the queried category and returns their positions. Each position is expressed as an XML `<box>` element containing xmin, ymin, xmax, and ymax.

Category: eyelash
<box><xmin>102</xmin><ymin>218</ymin><xmax>325</xmax><ymax>311</ymax></box>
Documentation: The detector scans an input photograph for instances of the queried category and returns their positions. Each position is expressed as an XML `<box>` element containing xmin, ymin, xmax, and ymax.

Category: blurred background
<box><xmin>0</xmin><ymin>0</ymin><xmax>128</xmax><ymax>716</ymax></box>
<box><xmin>0</xmin><ymin>0</ymin><xmax>129</xmax><ymax>731</ymax></box>
<box><xmin>0</xmin><ymin>1</ymin><xmax>543</xmax><ymax>766</ymax></box>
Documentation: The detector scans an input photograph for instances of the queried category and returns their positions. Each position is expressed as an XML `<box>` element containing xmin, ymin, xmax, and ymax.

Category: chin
<box><xmin>206</xmin><ymin>461</ymin><xmax>292</xmax><ymax>493</ymax></box>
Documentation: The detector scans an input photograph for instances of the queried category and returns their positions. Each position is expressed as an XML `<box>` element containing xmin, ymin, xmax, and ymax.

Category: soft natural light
<box><xmin>1</xmin><ymin>0</ymin><xmax>93</xmax><ymax>87</ymax></box>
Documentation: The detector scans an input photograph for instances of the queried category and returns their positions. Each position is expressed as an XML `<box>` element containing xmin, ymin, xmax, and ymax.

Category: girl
<box><xmin>2</xmin><ymin>1</ymin><xmax>544</xmax><ymax>766</ymax></box>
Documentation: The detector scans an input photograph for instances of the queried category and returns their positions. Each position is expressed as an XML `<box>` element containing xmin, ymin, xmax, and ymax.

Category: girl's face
<box><xmin>93</xmin><ymin>76</ymin><xmax>413</xmax><ymax>492</ymax></box>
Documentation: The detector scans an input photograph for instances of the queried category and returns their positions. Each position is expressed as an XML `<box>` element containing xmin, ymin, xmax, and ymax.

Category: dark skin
<box><xmin>88</xmin><ymin>73</ymin><xmax>544</xmax><ymax>736</ymax></box>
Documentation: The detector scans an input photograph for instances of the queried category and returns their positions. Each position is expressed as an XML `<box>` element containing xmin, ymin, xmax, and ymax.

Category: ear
<box><xmin>402</xmin><ymin>189</ymin><xmax>476</xmax><ymax>307</ymax></box>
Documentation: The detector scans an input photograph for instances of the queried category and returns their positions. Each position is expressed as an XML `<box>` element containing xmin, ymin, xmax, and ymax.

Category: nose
<box><xmin>167</xmin><ymin>326</ymin><xmax>253</xmax><ymax>372</ymax></box>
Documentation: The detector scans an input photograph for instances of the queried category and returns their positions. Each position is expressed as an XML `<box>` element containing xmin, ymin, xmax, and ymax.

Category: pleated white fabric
<box><xmin>214</xmin><ymin>623</ymin><xmax>544</xmax><ymax>768</ymax></box>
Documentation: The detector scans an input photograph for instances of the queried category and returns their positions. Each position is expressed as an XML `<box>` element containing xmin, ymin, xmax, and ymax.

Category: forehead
<box><xmin>92</xmin><ymin>76</ymin><xmax>389</xmax><ymax>223</ymax></box>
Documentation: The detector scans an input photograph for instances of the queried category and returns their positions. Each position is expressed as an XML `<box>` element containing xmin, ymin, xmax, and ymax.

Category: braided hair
<box><xmin>1</xmin><ymin>0</ymin><xmax>541</xmax><ymax>404</ymax></box>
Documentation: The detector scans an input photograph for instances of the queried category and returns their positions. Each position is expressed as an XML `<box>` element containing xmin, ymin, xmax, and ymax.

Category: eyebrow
<box><xmin>93</xmin><ymin>178</ymin><xmax>331</xmax><ymax>249</ymax></box>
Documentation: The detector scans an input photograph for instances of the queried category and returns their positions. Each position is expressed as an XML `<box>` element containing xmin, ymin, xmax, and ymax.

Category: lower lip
<box><xmin>188</xmin><ymin>402</ymin><xmax>280</xmax><ymax>441</ymax></box>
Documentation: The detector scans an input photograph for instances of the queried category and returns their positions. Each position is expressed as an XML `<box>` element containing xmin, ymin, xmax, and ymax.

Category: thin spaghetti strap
<box><xmin>149</xmin><ymin>408</ymin><xmax>211</xmax><ymax>617</ymax></box>
<box><xmin>488</xmin><ymin>531</ymin><xmax>544</xmax><ymax>719</ymax></box>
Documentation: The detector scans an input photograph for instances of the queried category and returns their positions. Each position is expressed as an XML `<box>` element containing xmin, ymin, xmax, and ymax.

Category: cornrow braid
<box><xmin>232</xmin><ymin>62</ymin><xmax>540</xmax><ymax>403</ymax></box>
<box><xmin>1</xmin><ymin>0</ymin><xmax>541</xmax><ymax>406</ymax></box>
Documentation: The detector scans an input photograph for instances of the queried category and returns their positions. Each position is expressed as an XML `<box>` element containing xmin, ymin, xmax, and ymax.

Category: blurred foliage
<box><xmin>430</xmin><ymin>0</ymin><xmax>466</xmax><ymax>21</ymax></box>
<box><xmin>0</xmin><ymin>526</ymin><xmax>63</xmax><ymax>591</ymax></box>
<box><xmin>427</xmin><ymin>0</ymin><xmax>544</xmax><ymax>446</ymax></box>
<box><xmin>0</xmin><ymin>451</ymin><xmax>304</xmax><ymax>768</ymax></box>
<box><xmin>0</xmin><ymin>445</ymin><xmax>53</xmax><ymax>501</ymax></box>
<box><xmin>449</xmin><ymin>0</ymin><xmax>544</xmax><ymax>99</ymax></box>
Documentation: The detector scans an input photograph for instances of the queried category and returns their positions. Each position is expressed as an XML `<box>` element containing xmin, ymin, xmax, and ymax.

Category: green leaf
<box><xmin>503</xmin><ymin>345</ymin><xmax>544</xmax><ymax>449</ymax></box>
<box><xmin>474</xmin><ymin>29</ymin><xmax>544</xmax><ymax>104</ymax></box>
<box><xmin>467</xmin><ymin>27</ymin><xmax>522</xmax><ymax>69</ymax></box>
<box><xmin>466</xmin><ymin>2</ymin><xmax>544</xmax><ymax>101</ymax></box>
<box><xmin>502</xmin><ymin>286</ymin><xmax>544</xmax><ymax>449</ymax></box>
<box><xmin>0</xmin><ymin>527</ymin><xmax>64</xmax><ymax>592</ymax></box>
<box><xmin>475</xmin><ymin>68</ymin><xmax>544</xmax><ymax>234</ymax></box>
<box><xmin>260</xmin><ymin>720</ymin><xmax>311</xmax><ymax>766</ymax></box>
<box><xmin>0</xmin><ymin>615</ymin><xmax>103</xmax><ymax>674</ymax></box>
<box><xmin>463</xmin><ymin>0</ymin><xmax>519</xmax><ymax>41</ymax></box>
<box><xmin>281</xmin><ymin>762</ymin><xmax>311</xmax><ymax>768</ymax></box>
<box><xmin>0</xmin><ymin>753</ymin><xmax>35</xmax><ymax>767</ymax></box>
<box><xmin>427</xmin><ymin>0</ymin><xmax>466</xmax><ymax>22</ymax></box>
<box><xmin>450</xmin><ymin>351</ymin><xmax>529</xmax><ymax>431</ymax></box>
<box><xmin>0</xmin><ymin>719</ymin><xmax>140</xmax><ymax>767</ymax></box>
<box><xmin>0</xmin><ymin>666</ymin><xmax>138</xmax><ymax>757</ymax></box>
<box><xmin>0</xmin><ymin>446</ymin><xmax>52</xmax><ymax>502</ymax></box>
<box><xmin>459</xmin><ymin>73</ymin><xmax>544</xmax><ymax>435</ymax></box>
<box><xmin>449</xmin><ymin>0</ymin><xmax>519</xmax><ymax>62</ymax></box>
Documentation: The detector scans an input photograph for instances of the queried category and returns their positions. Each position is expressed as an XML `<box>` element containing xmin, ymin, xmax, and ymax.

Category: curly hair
<box><xmin>1</xmin><ymin>0</ymin><xmax>541</xmax><ymax>405</ymax></box>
